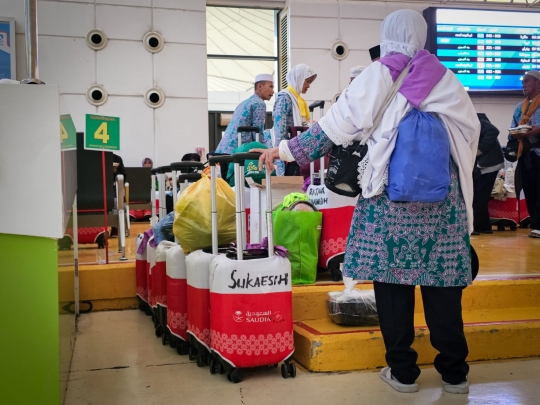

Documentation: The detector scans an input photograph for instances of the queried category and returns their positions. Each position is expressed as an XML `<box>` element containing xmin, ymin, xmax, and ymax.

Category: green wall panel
<box><xmin>0</xmin><ymin>233</ymin><xmax>59</xmax><ymax>405</ymax></box>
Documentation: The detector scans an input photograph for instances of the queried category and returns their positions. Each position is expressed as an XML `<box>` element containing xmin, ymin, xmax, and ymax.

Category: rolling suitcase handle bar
<box><xmin>170</xmin><ymin>162</ymin><xmax>204</xmax><ymax>205</ymax></box>
<box><xmin>209</xmin><ymin>155</ymin><xmax>234</xmax><ymax>254</ymax></box>
<box><xmin>237</xmin><ymin>126</ymin><xmax>261</xmax><ymax>147</ymax></box>
<box><xmin>150</xmin><ymin>168</ymin><xmax>159</xmax><ymax>226</ymax></box>
<box><xmin>157</xmin><ymin>166</ymin><xmax>171</xmax><ymax>220</ymax></box>
<box><xmin>308</xmin><ymin>101</ymin><xmax>326</xmax><ymax>186</ymax></box>
<box><xmin>232</xmin><ymin>152</ymin><xmax>273</xmax><ymax>259</ymax></box>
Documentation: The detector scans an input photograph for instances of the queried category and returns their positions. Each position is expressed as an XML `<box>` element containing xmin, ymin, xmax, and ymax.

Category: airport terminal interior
<box><xmin>1</xmin><ymin>0</ymin><xmax>540</xmax><ymax>404</ymax></box>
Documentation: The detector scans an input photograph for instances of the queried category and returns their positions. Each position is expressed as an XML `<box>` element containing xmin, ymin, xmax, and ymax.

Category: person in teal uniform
<box><xmin>215</xmin><ymin>74</ymin><xmax>274</xmax><ymax>154</ymax></box>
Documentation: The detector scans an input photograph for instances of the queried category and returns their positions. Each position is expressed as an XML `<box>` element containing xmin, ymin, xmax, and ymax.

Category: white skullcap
<box><xmin>255</xmin><ymin>74</ymin><xmax>274</xmax><ymax>83</ymax></box>
<box><xmin>350</xmin><ymin>66</ymin><xmax>366</xmax><ymax>79</ymax></box>
<box><xmin>525</xmin><ymin>71</ymin><xmax>540</xmax><ymax>81</ymax></box>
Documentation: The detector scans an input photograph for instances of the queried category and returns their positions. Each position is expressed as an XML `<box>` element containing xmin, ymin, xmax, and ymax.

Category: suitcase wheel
<box><xmin>177</xmin><ymin>341</ymin><xmax>189</xmax><ymax>356</ymax></box>
<box><xmin>145</xmin><ymin>307</ymin><xmax>152</xmax><ymax>316</ymax></box>
<box><xmin>497</xmin><ymin>225</ymin><xmax>505</xmax><ymax>231</ymax></box>
<box><xmin>219</xmin><ymin>362</ymin><xmax>225</xmax><ymax>374</ymax></box>
<box><xmin>155</xmin><ymin>324</ymin><xmax>163</xmax><ymax>338</ymax></box>
<box><xmin>169</xmin><ymin>335</ymin><xmax>177</xmax><ymax>349</ymax></box>
<box><xmin>282</xmin><ymin>363</ymin><xmax>297</xmax><ymax>379</ymax></box>
<box><xmin>229</xmin><ymin>368</ymin><xmax>243</xmax><ymax>384</ymax></box>
<box><xmin>330</xmin><ymin>268</ymin><xmax>343</xmax><ymax>282</ymax></box>
<box><xmin>196</xmin><ymin>353</ymin><xmax>207</xmax><ymax>368</ymax></box>
<box><xmin>161</xmin><ymin>331</ymin><xmax>169</xmax><ymax>346</ymax></box>
<box><xmin>209</xmin><ymin>359</ymin><xmax>218</xmax><ymax>375</ymax></box>
<box><xmin>188</xmin><ymin>346</ymin><xmax>197</xmax><ymax>361</ymax></box>
<box><xmin>138</xmin><ymin>301</ymin><xmax>145</xmax><ymax>312</ymax></box>
<box><xmin>510</xmin><ymin>225</ymin><xmax>517</xmax><ymax>231</ymax></box>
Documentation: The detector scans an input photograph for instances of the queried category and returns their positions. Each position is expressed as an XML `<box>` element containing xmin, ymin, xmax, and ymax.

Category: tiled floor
<box><xmin>65</xmin><ymin>310</ymin><xmax>540</xmax><ymax>405</ymax></box>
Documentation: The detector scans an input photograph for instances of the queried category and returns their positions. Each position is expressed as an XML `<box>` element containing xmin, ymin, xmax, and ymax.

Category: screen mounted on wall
<box><xmin>424</xmin><ymin>8</ymin><xmax>540</xmax><ymax>94</ymax></box>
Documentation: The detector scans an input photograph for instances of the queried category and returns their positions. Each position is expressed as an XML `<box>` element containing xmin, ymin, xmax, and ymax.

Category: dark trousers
<box><xmin>520</xmin><ymin>152</ymin><xmax>540</xmax><ymax>231</ymax></box>
<box><xmin>373</xmin><ymin>282</ymin><xmax>469</xmax><ymax>385</ymax></box>
<box><xmin>473</xmin><ymin>170</ymin><xmax>498</xmax><ymax>232</ymax></box>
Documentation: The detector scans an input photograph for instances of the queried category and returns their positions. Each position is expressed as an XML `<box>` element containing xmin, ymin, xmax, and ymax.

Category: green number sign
<box><xmin>85</xmin><ymin>114</ymin><xmax>120</xmax><ymax>151</ymax></box>
<box><xmin>60</xmin><ymin>114</ymin><xmax>77</xmax><ymax>151</ymax></box>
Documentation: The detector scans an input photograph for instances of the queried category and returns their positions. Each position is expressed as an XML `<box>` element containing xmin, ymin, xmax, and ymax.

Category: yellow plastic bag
<box><xmin>173</xmin><ymin>174</ymin><xmax>236</xmax><ymax>253</ymax></box>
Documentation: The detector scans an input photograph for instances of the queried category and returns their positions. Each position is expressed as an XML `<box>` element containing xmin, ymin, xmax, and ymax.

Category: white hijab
<box><xmin>380</xmin><ymin>9</ymin><xmax>427</xmax><ymax>58</ymax></box>
<box><xmin>317</xmin><ymin>9</ymin><xmax>480</xmax><ymax>233</ymax></box>
<box><xmin>282</xmin><ymin>64</ymin><xmax>316</xmax><ymax>125</ymax></box>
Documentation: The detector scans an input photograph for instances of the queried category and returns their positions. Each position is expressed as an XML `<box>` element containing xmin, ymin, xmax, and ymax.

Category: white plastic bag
<box><xmin>326</xmin><ymin>277</ymin><xmax>379</xmax><ymax>326</ymax></box>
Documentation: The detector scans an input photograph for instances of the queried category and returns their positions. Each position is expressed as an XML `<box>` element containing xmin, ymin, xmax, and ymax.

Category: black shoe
<box><xmin>481</xmin><ymin>230</ymin><xmax>493</xmax><ymax>234</ymax></box>
<box><xmin>471</xmin><ymin>231</ymin><xmax>480</xmax><ymax>236</ymax></box>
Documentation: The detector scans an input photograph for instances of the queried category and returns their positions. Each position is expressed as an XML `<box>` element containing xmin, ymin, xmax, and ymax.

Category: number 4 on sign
<box><xmin>60</xmin><ymin>122</ymin><xmax>68</xmax><ymax>143</ymax></box>
<box><xmin>94</xmin><ymin>122</ymin><xmax>110</xmax><ymax>144</ymax></box>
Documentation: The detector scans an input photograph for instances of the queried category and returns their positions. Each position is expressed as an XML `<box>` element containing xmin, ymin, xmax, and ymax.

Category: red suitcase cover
<box><xmin>209</xmin><ymin>254</ymin><xmax>294</xmax><ymax>368</ymax></box>
<box><xmin>307</xmin><ymin>185</ymin><xmax>357</xmax><ymax>268</ymax></box>
<box><xmin>166</xmin><ymin>244</ymin><xmax>188</xmax><ymax>340</ymax></box>
<box><xmin>186</xmin><ymin>249</ymin><xmax>215</xmax><ymax>351</ymax></box>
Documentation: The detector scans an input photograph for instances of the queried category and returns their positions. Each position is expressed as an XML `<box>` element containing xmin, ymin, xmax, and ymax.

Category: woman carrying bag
<box><xmin>272</xmin><ymin>64</ymin><xmax>317</xmax><ymax>175</ymax></box>
<box><xmin>252</xmin><ymin>9</ymin><xmax>480</xmax><ymax>395</ymax></box>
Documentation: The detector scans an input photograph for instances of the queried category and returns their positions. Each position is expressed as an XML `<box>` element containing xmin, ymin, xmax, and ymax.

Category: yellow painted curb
<box><xmin>294</xmin><ymin>318</ymin><xmax>540</xmax><ymax>373</ymax></box>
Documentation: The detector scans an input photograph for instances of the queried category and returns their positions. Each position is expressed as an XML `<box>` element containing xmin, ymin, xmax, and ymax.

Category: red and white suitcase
<box><xmin>154</xmin><ymin>241</ymin><xmax>175</xmax><ymax>343</ymax></box>
<box><xmin>135</xmin><ymin>232</ymin><xmax>151</xmax><ymax>315</ymax></box>
<box><xmin>62</xmin><ymin>227</ymin><xmax>109</xmax><ymax>249</ymax></box>
<box><xmin>209</xmin><ymin>152</ymin><xmax>295</xmax><ymax>383</ymax></box>
<box><xmin>307</xmin><ymin>185</ymin><xmax>357</xmax><ymax>281</ymax></box>
<box><xmin>489</xmin><ymin>193</ymin><xmax>530</xmax><ymax>230</ymax></box>
<box><xmin>166</xmin><ymin>244</ymin><xmax>189</xmax><ymax>355</ymax></box>
<box><xmin>185</xmin><ymin>155</ymin><xmax>234</xmax><ymax>367</ymax></box>
<box><xmin>146</xmin><ymin>236</ymin><xmax>158</xmax><ymax>329</ymax></box>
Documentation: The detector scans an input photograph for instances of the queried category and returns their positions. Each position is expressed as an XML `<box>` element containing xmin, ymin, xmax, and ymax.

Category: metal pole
<box><xmin>23</xmin><ymin>0</ymin><xmax>43</xmax><ymax>83</ymax></box>
<box><xmin>211</xmin><ymin>166</ymin><xmax>218</xmax><ymax>255</ymax></box>
<box><xmin>73</xmin><ymin>196</ymin><xmax>79</xmax><ymax>316</ymax></box>
<box><xmin>265</xmin><ymin>169</ymin><xmax>274</xmax><ymax>256</ymax></box>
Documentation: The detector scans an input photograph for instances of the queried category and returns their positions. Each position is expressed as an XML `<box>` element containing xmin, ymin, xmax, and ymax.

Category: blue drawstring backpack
<box><xmin>388</xmin><ymin>108</ymin><xmax>450</xmax><ymax>203</ymax></box>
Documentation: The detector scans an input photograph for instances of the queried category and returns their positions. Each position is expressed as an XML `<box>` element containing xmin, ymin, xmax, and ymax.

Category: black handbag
<box><xmin>323</xmin><ymin>63</ymin><xmax>411</xmax><ymax>198</ymax></box>
<box><xmin>325</xmin><ymin>142</ymin><xmax>367</xmax><ymax>197</ymax></box>
<box><xmin>504</xmin><ymin>137</ymin><xmax>519</xmax><ymax>162</ymax></box>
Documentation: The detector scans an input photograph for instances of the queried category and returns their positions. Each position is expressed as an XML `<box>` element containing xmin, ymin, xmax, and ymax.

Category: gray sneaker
<box><xmin>379</xmin><ymin>367</ymin><xmax>419</xmax><ymax>393</ymax></box>
<box><xmin>443</xmin><ymin>377</ymin><xmax>470</xmax><ymax>394</ymax></box>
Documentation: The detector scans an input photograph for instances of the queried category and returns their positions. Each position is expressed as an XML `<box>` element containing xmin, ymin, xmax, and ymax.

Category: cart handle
<box><xmin>209</xmin><ymin>155</ymin><xmax>234</xmax><ymax>166</ymax></box>
<box><xmin>232</xmin><ymin>152</ymin><xmax>262</xmax><ymax>164</ymax></box>
<box><xmin>170</xmin><ymin>162</ymin><xmax>204</xmax><ymax>171</ymax></box>
<box><xmin>156</xmin><ymin>165</ymin><xmax>171</xmax><ymax>174</ymax></box>
<box><xmin>237</xmin><ymin>126</ymin><xmax>260</xmax><ymax>133</ymax></box>
<box><xmin>308</xmin><ymin>100</ymin><xmax>325</xmax><ymax>112</ymax></box>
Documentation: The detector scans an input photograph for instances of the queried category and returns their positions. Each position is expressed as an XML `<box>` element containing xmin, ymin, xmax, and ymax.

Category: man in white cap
<box><xmin>215</xmin><ymin>73</ymin><xmax>275</xmax><ymax>154</ymax></box>
<box><xmin>510</xmin><ymin>70</ymin><xmax>540</xmax><ymax>238</ymax></box>
<box><xmin>349</xmin><ymin>66</ymin><xmax>366</xmax><ymax>83</ymax></box>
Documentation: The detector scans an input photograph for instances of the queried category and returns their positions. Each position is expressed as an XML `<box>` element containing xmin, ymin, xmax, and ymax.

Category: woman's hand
<box><xmin>249</xmin><ymin>147</ymin><xmax>280</xmax><ymax>172</ymax></box>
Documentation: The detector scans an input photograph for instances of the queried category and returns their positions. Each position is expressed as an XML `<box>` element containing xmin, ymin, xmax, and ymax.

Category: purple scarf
<box><xmin>379</xmin><ymin>50</ymin><xmax>446</xmax><ymax>108</ymax></box>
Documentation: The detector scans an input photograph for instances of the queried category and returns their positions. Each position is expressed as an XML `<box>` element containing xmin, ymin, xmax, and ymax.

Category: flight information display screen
<box><xmin>424</xmin><ymin>8</ymin><xmax>540</xmax><ymax>92</ymax></box>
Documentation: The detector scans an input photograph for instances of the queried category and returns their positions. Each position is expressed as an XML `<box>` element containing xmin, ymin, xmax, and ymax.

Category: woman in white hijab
<box><xmin>271</xmin><ymin>64</ymin><xmax>317</xmax><ymax>175</ymax></box>
<box><xmin>253</xmin><ymin>9</ymin><xmax>479</xmax><ymax>394</ymax></box>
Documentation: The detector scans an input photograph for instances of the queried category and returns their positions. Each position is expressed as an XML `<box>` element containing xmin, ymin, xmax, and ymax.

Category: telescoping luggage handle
<box><xmin>309</xmin><ymin>101</ymin><xmax>326</xmax><ymax>187</ymax></box>
<box><xmin>286</xmin><ymin>126</ymin><xmax>309</xmax><ymax>140</ymax></box>
<box><xmin>170</xmin><ymin>161</ymin><xmax>205</xmax><ymax>205</ymax></box>
<box><xmin>232</xmin><ymin>152</ymin><xmax>274</xmax><ymax>260</ymax></box>
<box><xmin>157</xmin><ymin>166</ymin><xmax>171</xmax><ymax>220</ymax></box>
<box><xmin>209</xmin><ymin>155</ymin><xmax>234</xmax><ymax>255</ymax></box>
<box><xmin>150</xmin><ymin>168</ymin><xmax>159</xmax><ymax>226</ymax></box>
<box><xmin>237</xmin><ymin>126</ymin><xmax>260</xmax><ymax>147</ymax></box>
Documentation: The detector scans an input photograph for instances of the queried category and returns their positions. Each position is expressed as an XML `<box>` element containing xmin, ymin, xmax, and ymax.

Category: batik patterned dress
<box><xmin>288</xmin><ymin>123</ymin><xmax>472</xmax><ymax>287</ymax></box>
<box><xmin>272</xmin><ymin>92</ymin><xmax>296</xmax><ymax>175</ymax></box>
<box><xmin>215</xmin><ymin>94</ymin><xmax>266</xmax><ymax>154</ymax></box>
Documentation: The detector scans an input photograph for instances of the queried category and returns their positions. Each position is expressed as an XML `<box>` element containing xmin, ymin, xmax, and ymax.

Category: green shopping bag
<box><xmin>273</xmin><ymin>197</ymin><xmax>322</xmax><ymax>285</ymax></box>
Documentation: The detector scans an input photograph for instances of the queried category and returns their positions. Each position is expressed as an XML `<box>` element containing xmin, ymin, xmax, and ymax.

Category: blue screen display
<box><xmin>430</xmin><ymin>9</ymin><xmax>540</xmax><ymax>92</ymax></box>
